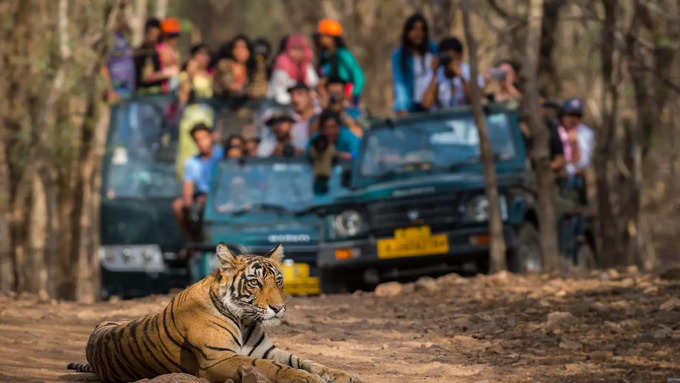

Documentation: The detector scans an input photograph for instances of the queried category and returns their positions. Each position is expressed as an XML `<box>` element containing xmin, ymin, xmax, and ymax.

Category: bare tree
<box><xmin>523</xmin><ymin>0</ymin><xmax>560</xmax><ymax>271</ymax></box>
<box><xmin>462</xmin><ymin>0</ymin><xmax>507</xmax><ymax>272</ymax></box>
<box><xmin>0</xmin><ymin>0</ymin><xmax>123</xmax><ymax>301</ymax></box>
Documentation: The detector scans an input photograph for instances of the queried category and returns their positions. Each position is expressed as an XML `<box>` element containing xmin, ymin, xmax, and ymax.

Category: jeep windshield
<box><xmin>213</xmin><ymin>159</ymin><xmax>343</xmax><ymax>215</ymax></box>
<box><xmin>359</xmin><ymin>112</ymin><xmax>517</xmax><ymax>181</ymax></box>
<box><xmin>105</xmin><ymin>98</ymin><xmax>180</xmax><ymax>198</ymax></box>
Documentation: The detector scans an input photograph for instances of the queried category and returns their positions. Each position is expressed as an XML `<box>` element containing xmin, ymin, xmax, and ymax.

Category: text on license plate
<box><xmin>376</xmin><ymin>226</ymin><xmax>449</xmax><ymax>259</ymax></box>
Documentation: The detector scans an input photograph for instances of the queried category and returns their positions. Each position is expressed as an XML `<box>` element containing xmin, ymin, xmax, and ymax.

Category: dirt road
<box><xmin>1</xmin><ymin>268</ymin><xmax>679</xmax><ymax>383</ymax></box>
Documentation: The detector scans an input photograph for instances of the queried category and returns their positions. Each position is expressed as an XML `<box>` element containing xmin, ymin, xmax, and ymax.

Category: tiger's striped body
<box><xmin>69</xmin><ymin>244</ymin><xmax>361</xmax><ymax>383</ymax></box>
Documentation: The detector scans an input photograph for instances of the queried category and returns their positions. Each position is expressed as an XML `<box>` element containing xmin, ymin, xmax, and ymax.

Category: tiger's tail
<box><xmin>67</xmin><ymin>362</ymin><xmax>94</xmax><ymax>373</ymax></box>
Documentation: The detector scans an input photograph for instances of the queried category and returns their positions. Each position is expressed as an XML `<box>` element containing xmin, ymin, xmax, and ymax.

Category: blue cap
<box><xmin>561</xmin><ymin>98</ymin><xmax>584</xmax><ymax>116</ymax></box>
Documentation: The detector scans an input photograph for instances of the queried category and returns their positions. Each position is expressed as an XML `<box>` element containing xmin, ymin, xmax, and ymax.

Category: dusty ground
<box><xmin>1</xmin><ymin>267</ymin><xmax>679</xmax><ymax>383</ymax></box>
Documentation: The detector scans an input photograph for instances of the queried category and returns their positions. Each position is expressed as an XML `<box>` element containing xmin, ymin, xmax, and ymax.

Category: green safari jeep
<box><xmin>316</xmin><ymin>105</ymin><xmax>593</xmax><ymax>293</ymax></box>
<box><xmin>99</xmin><ymin>95</ymin><xmax>273</xmax><ymax>298</ymax></box>
<box><xmin>189</xmin><ymin>157</ymin><xmax>348</xmax><ymax>295</ymax></box>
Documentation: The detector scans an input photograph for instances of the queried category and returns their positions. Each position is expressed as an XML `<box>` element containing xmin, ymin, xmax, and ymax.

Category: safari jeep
<box><xmin>100</xmin><ymin>95</ymin><xmax>272</xmax><ymax>298</ymax></box>
<box><xmin>316</xmin><ymin>105</ymin><xmax>595</xmax><ymax>293</ymax></box>
<box><xmin>190</xmin><ymin>157</ymin><xmax>347</xmax><ymax>295</ymax></box>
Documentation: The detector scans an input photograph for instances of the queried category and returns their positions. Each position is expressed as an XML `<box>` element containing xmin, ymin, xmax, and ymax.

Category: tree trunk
<box><xmin>592</xmin><ymin>0</ymin><xmax>622</xmax><ymax>267</ymax></box>
<box><xmin>128</xmin><ymin>0</ymin><xmax>148</xmax><ymax>47</ymax></box>
<box><xmin>28</xmin><ymin>171</ymin><xmax>49</xmax><ymax>300</ymax></box>
<box><xmin>523</xmin><ymin>0</ymin><xmax>560</xmax><ymax>271</ymax></box>
<box><xmin>0</xmin><ymin>124</ymin><xmax>14</xmax><ymax>292</ymax></box>
<box><xmin>155</xmin><ymin>0</ymin><xmax>168</xmax><ymax>19</ymax></box>
<box><xmin>539</xmin><ymin>0</ymin><xmax>566</xmax><ymax>94</ymax></box>
<box><xmin>462</xmin><ymin>0</ymin><xmax>507</xmax><ymax>272</ymax></box>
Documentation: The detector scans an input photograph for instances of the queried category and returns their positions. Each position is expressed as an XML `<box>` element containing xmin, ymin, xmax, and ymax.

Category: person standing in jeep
<box><xmin>557</xmin><ymin>97</ymin><xmax>594</xmax><ymax>203</ymax></box>
<box><xmin>421</xmin><ymin>37</ymin><xmax>483</xmax><ymax>110</ymax></box>
<box><xmin>172</xmin><ymin>123</ymin><xmax>224</xmax><ymax>240</ymax></box>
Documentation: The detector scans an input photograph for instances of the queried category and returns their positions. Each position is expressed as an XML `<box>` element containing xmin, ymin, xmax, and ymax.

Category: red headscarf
<box><xmin>273</xmin><ymin>34</ymin><xmax>313</xmax><ymax>84</ymax></box>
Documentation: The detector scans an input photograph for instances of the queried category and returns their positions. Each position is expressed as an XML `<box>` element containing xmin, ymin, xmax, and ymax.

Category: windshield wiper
<box><xmin>231</xmin><ymin>203</ymin><xmax>289</xmax><ymax>216</ymax></box>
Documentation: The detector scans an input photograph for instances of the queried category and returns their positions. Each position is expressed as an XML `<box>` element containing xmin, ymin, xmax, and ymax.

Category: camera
<box><xmin>491</xmin><ymin>67</ymin><xmax>507</xmax><ymax>82</ymax></box>
<box><xmin>282</xmin><ymin>143</ymin><xmax>295</xmax><ymax>158</ymax></box>
<box><xmin>311</xmin><ymin>134</ymin><xmax>330</xmax><ymax>152</ymax></box>
<box><xmin>439</xmin><ymin>54</ymin><xmax>457</xmax><ymax>78</ymax></box>
<box><xmin>439</xmin><ymin>54</ymin><xmax>453</xmax><ymax>69</ymax></box>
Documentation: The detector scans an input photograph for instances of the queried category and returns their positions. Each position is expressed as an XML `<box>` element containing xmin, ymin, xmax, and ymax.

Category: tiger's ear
<box><xmin>267</xmin><ymin>244</ymin><xmax>284</xmax><ymax>265</ymax></box>
<box><xmin>216</xmin><ymin>242</ymin><xmax>237</xmax><ymax>273</ymax></box>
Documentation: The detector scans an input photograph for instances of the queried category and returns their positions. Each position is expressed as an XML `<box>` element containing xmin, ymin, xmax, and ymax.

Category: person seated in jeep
<box><xmin>258</xmin><ymin>109</ymin><xmax>302</xmax><ymax>157</ymax></box>
<box><xmin>172</xmin><ymin>123</ymin><xmax>224</xmax><ymax>240</ymax></box>
<box><xmin>319</xmin><ymin>76</ymin><xmax>363</xmax><ymax>138</ymax></box>
<box><xmin>421</xmin><ymin>37</ymin><xmax>483</xmax><ymax>110</ymax></box>
<box><xmin>309</xmin><ymin>110</ymin><xmax>359</xmax><ymax>194</ymax></box>
<box><xmin>309</xmin><ymin>109</ymin><xmax>360</xmax><ymax>161</ymax></box>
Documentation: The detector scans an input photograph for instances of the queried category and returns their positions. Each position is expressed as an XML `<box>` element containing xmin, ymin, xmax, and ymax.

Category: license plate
<box><xmin>377</xmin><ymin>226</ymin><xmax>449</xmax><ymax>259</ymax></box>
<box><xmin>280</xmin><ymin>262</ymin><xmax>320</xmax><ymax>295</ymax></box>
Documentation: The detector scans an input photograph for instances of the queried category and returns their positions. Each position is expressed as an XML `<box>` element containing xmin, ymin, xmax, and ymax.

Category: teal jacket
<box><xmin>321</xmin><ymin>48</ymin><xmax>365</xmax><ymax>98</ymax></box>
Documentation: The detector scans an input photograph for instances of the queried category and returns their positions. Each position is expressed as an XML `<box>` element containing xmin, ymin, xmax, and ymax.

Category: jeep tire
<box><xmin>508</xmin><ymin>223</ymin><xmax>542</xmax><ymax>273</ymax></box>
<box><xmin>320</xmin><ymin>269</ymin><xmax>348</xmax><ymax>294</ymax></box>
<box><xmin>575</xmin><ymin>242</ymin><xmax>597</xmax><ymax>270</ymax></box>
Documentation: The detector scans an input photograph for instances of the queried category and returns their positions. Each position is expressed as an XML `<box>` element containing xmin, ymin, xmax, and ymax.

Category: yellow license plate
<box><xmin>280</xmin><ymin>262</ymin><xmax>320</xmax><ymax>295</ymax></box>
<box><xmin>377</xmin><ymin>226</ymin><xmax>449</xmax><ymax>259</ymax></box>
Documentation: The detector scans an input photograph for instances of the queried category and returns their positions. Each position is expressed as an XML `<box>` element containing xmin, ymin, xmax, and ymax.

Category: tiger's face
<box><xmin>213</xmin><ymin>243</ymin><xmax>286</xmax><ymax>325</ymax></box>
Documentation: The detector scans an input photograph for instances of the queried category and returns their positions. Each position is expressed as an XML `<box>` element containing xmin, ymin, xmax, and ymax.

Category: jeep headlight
<box><xmin>332</xmin><ymin>209</ymin><xmax>364</xmax><ymax>238</ymax></box>
<box><xmin>99</xmin><ymin>244</ymin><xmax>165</xmax><ymax>272</ymax></box>
<box><xmin>464</xmin><ymin>195</ymin><xmax>507</xmax><ymax>222</ymax></box>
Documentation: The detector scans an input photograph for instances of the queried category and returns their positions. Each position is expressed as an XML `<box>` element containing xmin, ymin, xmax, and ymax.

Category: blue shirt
<box><xmin>391</xmin><ymin>42</ymin><xmax>439</xmax><ymax>113</ymax></box>
<box><xmin>309</xmin><ymin>127</ymin><xmax>361</xmax><ymax>158</ymax></box>
<box><xmin>183</xmin><ymin>146</ymin><xmax>224</xmax><ymax>194</ymax></box>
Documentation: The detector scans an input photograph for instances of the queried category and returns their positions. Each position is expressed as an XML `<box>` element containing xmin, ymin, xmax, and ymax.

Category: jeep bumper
<box><xmin>318</xmin><ymin>226</ymin><xmax>516</xmax><ymax>277</ymax></box>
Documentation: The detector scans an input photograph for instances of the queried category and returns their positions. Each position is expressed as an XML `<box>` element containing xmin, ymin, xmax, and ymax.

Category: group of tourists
<box><xmin>106</xmin><ymin>14</ymin><xmax>593</xmax><ymax>239</ymax></box>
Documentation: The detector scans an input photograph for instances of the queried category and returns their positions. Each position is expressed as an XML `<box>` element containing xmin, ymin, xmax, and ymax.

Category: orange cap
<box><xmin>317</xmin><ymin>18</ymin><xmax>343</xmax><ymax>36</ymax></box>
<box><xmin>161</xmin><ymin>17</ymin><xmax>181</xmax><ymax>34</ymax></box>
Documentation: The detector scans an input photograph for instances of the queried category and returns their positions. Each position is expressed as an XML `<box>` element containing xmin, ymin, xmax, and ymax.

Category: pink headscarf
<box><xmin>274</xmin><ymin>34</ymin><xmax>313</xmax><ymax>84</ymax></box>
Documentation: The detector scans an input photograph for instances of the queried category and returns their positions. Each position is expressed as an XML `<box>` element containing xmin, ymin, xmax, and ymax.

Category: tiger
<box><xmin>67</xmin><ymin>243</ymin><xmax>362</xmax><ymax>383</ymax></box>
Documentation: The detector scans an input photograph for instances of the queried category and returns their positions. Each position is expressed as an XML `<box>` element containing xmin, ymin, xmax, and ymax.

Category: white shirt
<box><xmin>563</xmin><ymin>123</ymin><xmax>594</xmax><ymax>175</ymax></box>
<box><xmin>424</xmin><ymin>62</ymin><xmax>484</xmax><ymax>110</ymax></box>
<box><xmin>267</xmin><ymin>67</ymin><xmax>319</xmax><ymax>105</ymax></box>
<box><xmin>412</xmin><ymin>53</ymin><xmax>434</xmax><ymax>104</ymax></box>
<box><xmin>256</xmin><ymin>106</ymin><xmax>320</xmax><ymax>157</ymax></box>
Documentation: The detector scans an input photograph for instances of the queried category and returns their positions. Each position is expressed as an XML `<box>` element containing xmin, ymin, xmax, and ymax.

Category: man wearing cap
<box><xmin>558</xmin><ymin>97</ymin><xmax>594</xmax><ymax>182</ymax></box>
<box><xmin>256</xmin><ymin>109</ymin><xmax>301</xmax><ymax>157</ymax></box>
<box><xmin>172</xmin><ymin>123</ymin><xmax>224</xmax><ymax>239</ymax></box>
<box><xmin>156</xmin><ymin>17</ymin><xmax>182</xmax><ymax>92</ymax></box>
<box><xmin>556</xmin><ymin>98</ymin><xmax>593</xmax><ymax>263</ymax></box>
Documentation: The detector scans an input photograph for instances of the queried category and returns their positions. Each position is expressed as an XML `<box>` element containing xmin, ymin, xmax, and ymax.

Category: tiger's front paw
<box><xmin>320</xmin><ymin>368</ymin><xmax>363</xmax><ymax>383</ymax></box>
<box><xmin>279</xmin><ymin>368</ymin><xmax>325</xmax><ymax>383</ymax></box>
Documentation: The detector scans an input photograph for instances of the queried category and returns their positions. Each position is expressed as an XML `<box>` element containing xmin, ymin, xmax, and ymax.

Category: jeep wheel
<box><xmin>508</xmin><ymin>223</ymin><xmax>542</xmax><ymax>273</ymax></box>
<box><xmin>575</xmin><ymin>243</ymin><xmax>597</xmax><ymax>271</ymax></box>
<box><xmin>320</xmin><ymin>269</ymin><xmax>348</xmax><ymax>294</ymax></box>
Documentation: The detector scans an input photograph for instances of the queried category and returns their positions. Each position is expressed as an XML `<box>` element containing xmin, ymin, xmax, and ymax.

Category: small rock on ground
<box><xmin>559</xmin><ymin>340</ymin><xmax>582</xmax><ymax>350</ymax></box>
<box><xmin>375</xmin><ymin>281</ymin><xmax>403</xmax><ymax>297</ymax></box>
<box><xmin>545</xmin><ymin>311</ymin><xmax>575</xmax><ymax>330</ymax></box>
<box><xmin>414</xmin><ymin>276</ymin><xmax>439</xmax><ymax>293</ymax></box>
<box><xmin>660</xmin><ymin>298</ymin><xmax>680</xmax><ymax>311</ymax></box>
